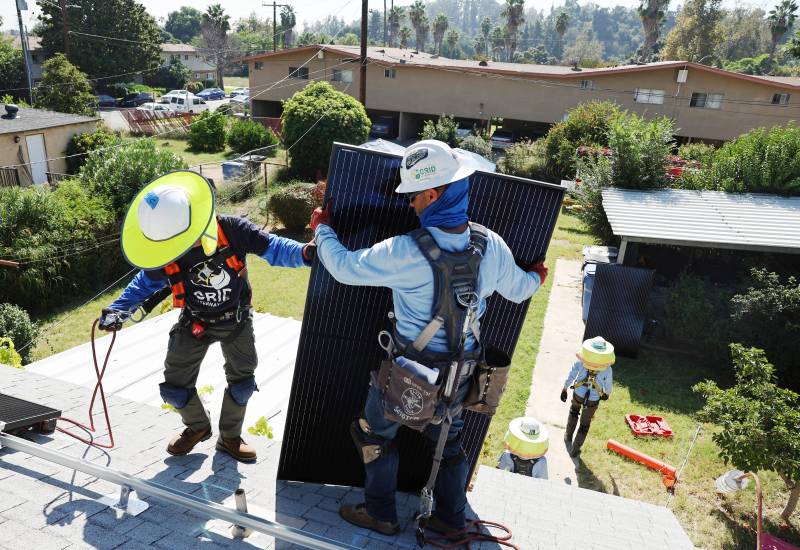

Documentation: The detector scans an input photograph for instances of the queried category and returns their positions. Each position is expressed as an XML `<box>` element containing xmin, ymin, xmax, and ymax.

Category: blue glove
<box><xmin>98</xmin><ymin>308</ymin><xmax>128</xmax><ymax>332</ymax></box>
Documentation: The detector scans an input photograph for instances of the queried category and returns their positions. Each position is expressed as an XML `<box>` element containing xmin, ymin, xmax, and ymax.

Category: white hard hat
<box><xmin>395</xmin><ymin>140</ymin><xmax>480</xmax><ymax>193</ymax></box>
<box><xmin>137</xmin><ymin>185</ymin><xmax>192</xmax><ymax>241</ymax></box>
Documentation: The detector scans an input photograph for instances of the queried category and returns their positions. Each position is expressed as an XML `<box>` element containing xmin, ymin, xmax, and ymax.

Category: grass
<box><xmin>224</xmin><ymin>76</ymin><xmax>249</xmax><ymax>90</ymax></box>
<box><xmin>155</xmin><ymin>138</ymin><xmax>234</xmax><ymax>168</ymax></box>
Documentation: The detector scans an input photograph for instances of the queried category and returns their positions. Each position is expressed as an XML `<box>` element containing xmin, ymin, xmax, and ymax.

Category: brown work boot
<box><xmin>425</xmin><ymin>515</ymin><xmax>465</xmax><ymax>540</ymax></box>
<box><xmin>166</xmin><ymin>425</ymin><xmax>212</xmax><ymax>456</ymax></box>
<box><xmin>215</xmin><ymin>436</ymin><xmax>257</xmax><ymax>462</ymax></box>
<box><xmin>340</xmin><ymin>503</ymin><xmax>399</xmax><ymax>536</ymax></box>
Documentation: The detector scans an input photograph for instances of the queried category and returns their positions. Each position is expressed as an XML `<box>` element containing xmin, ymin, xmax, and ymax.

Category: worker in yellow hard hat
<box><xmin>561</xmin><ymin>336</ymin><xmax>615</xmax><ymax>457</ymax></box>
<box><xmin>498</xmin><ymin>417</ymin><xmax>549</xmax><ymax>479</ymax></box>
<box><xmin>98</xmin><ymin>171</ymin><xmax>314</xmax><ymax>462</ymax></box>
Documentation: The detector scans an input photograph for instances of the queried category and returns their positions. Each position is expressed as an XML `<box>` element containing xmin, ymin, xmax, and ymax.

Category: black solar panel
<box><xmin>278</xmin><ymin>143</ymin><xmax>565</xmax><ymax>490</ymax></box>
<box><xmin>0</xmin><ymin>393</ymin><xmax>61</xmax><ymax>431</ymax></box>
<box><xmin>583</xmin><ymin>264</ymin><xmax>655</xmax><ymax>358</ymax></box>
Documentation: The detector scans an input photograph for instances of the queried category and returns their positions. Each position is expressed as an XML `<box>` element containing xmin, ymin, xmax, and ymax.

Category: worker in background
<box><xmin>561</xmin><ymin>336</ymin><xmax>615</xmax><ymax>458</ymax></box>
<box><xmin>309</xmin><ymin>140</ymin><xmax>548</xmax><ymax>538</ymax></box>
<box><xmin>498</xmin><ymin>417</ymin><xmax>549</xmax><ymax>479</ymax></box>
<box><xmin>98</xmin><ymin>171</ymin><xmax>313</xmax><ymax>462</ymax></box>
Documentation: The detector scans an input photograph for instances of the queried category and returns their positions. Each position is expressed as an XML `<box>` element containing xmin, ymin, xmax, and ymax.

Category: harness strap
<box><xmin>573</xmin><ymin>373</ymin><xmax>605</xmax><ymax>397</ymax></box>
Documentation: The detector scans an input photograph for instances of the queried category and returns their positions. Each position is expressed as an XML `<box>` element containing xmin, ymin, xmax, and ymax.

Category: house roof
<box><xmin>9</xmin><ymin>35</ymin><xmax>42</xmax><ymax>51</ymax></box>
<box><xmin>241</xmin><ymin>45</ymin><xmax>800</xmax><ymax>90</ymax></box>
<box><xmin>602</xmin><ymin>188</ymin><xmax>800</xmax><ymax>254</ymax></box>
<box><xmin>161</xmin><ymin>42</ymin><xmax>198</xmax><ymax>53</ymax></box>
<box><xmin>0</xmin><ymin>104</ymin><xmax>98</xmax><ymax>135</ymax></box>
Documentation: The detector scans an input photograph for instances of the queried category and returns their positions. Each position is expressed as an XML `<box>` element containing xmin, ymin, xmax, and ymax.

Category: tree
<box><xmin>409</xmin><ymin>0</ymin><xmax>430</xmax><ymax>51</ymax></box>
<box><xmin>473</xmin><ymin>35</ymin><xmax>487</xmax><ymax>57</ymax></box>
<box><xmin>165</xmin><ymin>7</ymin><xmax>203</xmax><ymax>43</ymax></box>
<box><xmin>231</xmin><ymin>13</ymin><xmax>274</xmax><ymax>56</ymax></box>
<box><xmin>281</xmin><ymin>82</ymin><xmax>371</xmax><ymax>178</ymax></box>
<box><xmin>445</xmin><ymin>29</ymin><xmax>460</xmax><ymax>57</ymax></box>
<box><xmin>717</xmin><ymin>8</ymin><xmax>770</xmax><ymax>61</ymax></box>
<box><xmin>555</xmin><ymin>11</ymin><xmax>570</xmax><ymax>61</ymax></box>
<box><xmin>564</xmin><ymin>31</ymin><xmax>605</xmax><ymax>66</ymax></box>
<box><xmin>399</xmin><ymin>26</ymin><xmax>412</xmax><ymax>48</ymax></box>
<box><xmin>368</xmin><ymin>9</ymin><xmax>383</xmax><ymax>42</ymax></box>
<box><xmin>768</xmin><ymin>0</ymin><xmax>798</xmax><ymax>62</ymax></box>
<box><xmin>501</xmin><ymin>0</ymin><xmax>526</xmax><ymax>62</ymax></box>
<box><xmin>693</xmin><ymin>344</ymin><xmax>800</xmax><ymax>523</ymax></box>
<box><xmin>388</xmin><ymin>7</ymin><xmax>405</xmax><ymax>47</ymax></box>
<box><xmin>490</xmin><ymin>26</ymin><xmax>507</xmax><ymax>61</ymax></box>
<box><xmin>0</xmin><ymin>37</ymin><xmax>26</xmax><ymax>103</ymax></box>
<box><xmin>36</xmin><ymin>0</ymin><xmax>161</xmax><ymax>81</ymax></box>
<box><xmin>201</xmin><ymin>4</ymin><xmax>231</xmax><ymax>88</ymax></box>
<box><xmin>421</xmin><ymin>114</ymin><xmax>458</xmax><ymax>147</ymax></box>
<box><xmin>480</xmin><ymin>16</ymin><xmax>492</xmax><ymax>51</ymax></box>
<box><xmin>281</xmin><ymin>6</ymin><xmax>297</xmax><ymax>49</ymax></box>
<box><xmin>148</xmin><ymin>59</ymin><xmax>191</xmax><ymax>90</ymax></box>
<box><xmin>661</xmin><ymin>0</ymin><xmax>722</xmax><ymax>62</ymax></box>
<box><xmin>35</xmin><ymin>54</ymin><xmax>95</xmax><ymax>116</ymax></box>
<box><xmin>637</xmin><ymin>0</ymin><xmax>669</xmax><ymax>62</ymax></box>
<box><xmin>433</xmin><ymin>14</ymin><xmax>450</xmax><ymax>55</ymax></box>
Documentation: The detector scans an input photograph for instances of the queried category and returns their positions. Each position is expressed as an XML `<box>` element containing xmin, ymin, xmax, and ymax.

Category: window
<box><xmin>772</xmin><ymin>93</ymin><xmax>791</xmax><ymax>105</ymax></box>
<box><xmin>384</xmin><ymin>69</ymin><xmax>396</xmax><ymax>79</ymax></box>
<box><xmin>206</xmin><ymin>73</ymin><xmax>212</xmax><ymax>80</ymax></box>
<box><xmin>289</xmin><ymin>66</ymin><xmax>309</xmax><ymax>79</ymax></box>
<box><xmin>254</xmin><ymin>61</ymin><xmax>264</xmax><ymax>70</ymax></box>
<box><xmin>184</xmin><ymin>54</ymin><xmax>189</xmax><ymax>60</ymax></box>
<box><xmin>170</xmin><ymin>54</ymin><xmax>178</xmax><ymax>61</ymax></box>
<box><xmin>332</xmin><ymin>69</ymin><xmax>353</xmax><ymax>83</ymax></box>
<box><xmin>690</xmin><ymin>92</ymin><xmax>724</xmax><ymax>109</ymax></box>
<box><xmin>580</xmin><ymin>80</ymin><xmax>593</xmax><ymax>90</ymax></box>
<box><xmin>634</xmin><ymin>88</ymin><xmax>665</xmax><ymax>104</ymax></box>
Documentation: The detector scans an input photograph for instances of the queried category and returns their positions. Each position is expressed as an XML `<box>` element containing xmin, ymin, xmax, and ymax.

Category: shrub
<box><xmin>543</xmin><ymin>101</ymin><xmax>621</xmax><ymax>180</ymax></box>
<box><xmin>606</xmin><ymin>113</ymin><xmax>673</xmax><ymax>190</ymax></box>
<box><xmin>281</xmin><ymin>81</ymin><xmax>371</xmax><ymax>179</ymax></box>
<box><xmin>185</xmin><ymin>81</ymin><xmax>203</xmax><ymax>94</ymax></box>
<box><xmin>227</xmin><ymin>119</ymin><xmax>279</xmax><ymax>155</ymax></box>
<box><xmin>34</xmin><ymin>54</ymin><xmax>95</xmax><ymax>116</ymax></box>
<box><xmin>730</xmin><ymin>268</ymin><xmax>800</xmax><ymax>390</ymax></box>
<box><xmin>420</xmin><ymin>115</ymin><xmax>458</xmax><ymax>147</ymax></box>
<box><xmin>65</xmin><ymin>129</ymin><xmax>121</xmax><ymax>174</ymax></box>
<box><xmin>676</xmin><ymin>142</ymin><xmax>715</xmax><ymax>165</ymax></box>
<box><xmin>687</xmin><ymin>124</ymin><xmax>800</xmax><ymax>195</ymax></box>
<box><xmin>0</xmin><ymin>337</ymin><xmax>23</xmax><ymax>369</ymax></box>
<box><xmin>0</xmin><ymin>303</ymin><xmax>38</xmax><ymax>364</ymax></box>
<box><xmin>81</xmin><ymin>138</ymin><xmax>187</xmax><ymax>218</ymax></box>
<box><xmin>268</xmin><ymin>182</ymin><xmax>318</xmax><ymax>231</ymax></box>
<box><xmin>497</xmin><ymin>139</ymin><xmax>550</xmax><ymax>181</ymax></box>
<box><xmin>572</xmin><ymin>156</ymin><xmax>615</xmax><ymax>242</ymax></box>
<box><xmin>457</xmin><ymin>134</ymin><xmax>492</xmax><ymax>160</ymax></box>
<box><xmin>203</xmin><ymin>78</ymin><xmax>216</xmax><ymax>89</ymax></box>
<box><xmin>100</xmin><ymin>82</ymin><xmax>128</xmax><ymax>99</ymax></box>
<box><xmin>188</xmin><ymin>110</ymin><xmax>226</xmax><ymax>153</ymax></box>
<box><xmin>148</xmin><ymin>59</ymin><xmax>190</xmax><ymax>91</ymax></box>
<box><xmin>663</xmin><ymin>274</ymin><xmax>732</xmax><ymax>358</ymax></box>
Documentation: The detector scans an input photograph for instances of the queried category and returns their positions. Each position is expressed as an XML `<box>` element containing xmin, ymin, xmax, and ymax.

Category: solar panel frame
<box><xmin>278</xmin><ymin>143</ymin><xmax>565</xmax><ymax>490</ymax></box>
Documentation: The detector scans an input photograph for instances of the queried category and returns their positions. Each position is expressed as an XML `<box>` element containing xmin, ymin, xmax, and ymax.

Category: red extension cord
<box><xmin>423</xmin><ymin>519</ymin><xmax>519</xmax><ymax>549</ymax></box>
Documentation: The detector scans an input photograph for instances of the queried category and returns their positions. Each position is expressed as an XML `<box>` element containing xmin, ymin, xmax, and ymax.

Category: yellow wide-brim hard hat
<box><xmin>121</xmin><ymin>171</ymin><xmax>217</xmax><ymax>270</ymax></box>
<box><xmin>503</xmin><ymin>417</ymin><xmax>549</xmax><ymax>459</ymax></box>
<box><xmin>577</xmin><ymin>336</ymin><xmax>615</xmax><ymax>371</ymax></box>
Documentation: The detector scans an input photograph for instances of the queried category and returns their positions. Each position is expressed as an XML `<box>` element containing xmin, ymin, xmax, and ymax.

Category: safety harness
<box><xmin>572</xmin><ymin>372</ymin><xmax>606</xmax><ymax>399</ymax></box>
<box><xmin>510</xmin><ymin>455</ymin><xmax>542</xmax><ymax>477</ymax></box>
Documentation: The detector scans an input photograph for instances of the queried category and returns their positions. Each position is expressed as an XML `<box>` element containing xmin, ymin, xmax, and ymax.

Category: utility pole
<box><xmin>15</xmin><ymin>0</ymin><xmax>35</xmax><ymax>103</ymax></box>
<box><xmin>383</xmin><ymin>0</ymin><xmax>387</xmax><ymax>47</ymax></box>
<box><xmin>60</xmin><ymin>0</ymin><xmax>70</xmax><ymax>60</ymax></box>
<box><xmin>263</xmin><ymin>1</ymin><xmax>290</xmax><ymax>52</ymax></box>
<box><xmin>360</xmin><ymin>0</ymin><xmax>367</xmax><ymax>105</ymax></box>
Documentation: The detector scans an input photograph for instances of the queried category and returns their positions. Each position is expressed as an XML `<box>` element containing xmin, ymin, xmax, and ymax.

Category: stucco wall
<box><xmin>248</xmin><ymin>52</ymin><xmax>800</xmax><ymax>142</ymax></box>
<box><xmin>0</xmin><ymin>120</ymin><xmax>98</xmax><ymax>185</ymax></box>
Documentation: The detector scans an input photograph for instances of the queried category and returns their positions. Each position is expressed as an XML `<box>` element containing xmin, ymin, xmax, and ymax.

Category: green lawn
<box><xmin>154</xmin><ymin>138</ymin><xmax>234</xmax><ymax>168</ymax></box>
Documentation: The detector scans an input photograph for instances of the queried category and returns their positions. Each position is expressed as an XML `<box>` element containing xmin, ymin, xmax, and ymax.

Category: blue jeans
<box><xmin>361</xmin><ymin>374</ymin><xmax>472</xmax><ymax>527</ymax></box>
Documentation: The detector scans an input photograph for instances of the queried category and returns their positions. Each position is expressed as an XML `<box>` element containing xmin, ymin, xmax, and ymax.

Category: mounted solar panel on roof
<box><xmin>278</xmin><ymin>143</ymin><xmax>565</xmax><ymax>490</ymax></box>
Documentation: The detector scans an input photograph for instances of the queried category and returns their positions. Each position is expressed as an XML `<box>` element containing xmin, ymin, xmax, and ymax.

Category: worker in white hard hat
<box><xmin>562</xmin><ymin>336</ymin><xmax>615</xmax><ymax>457</ymax></box>
<box><xmin>98</xmin><ymin>171</ymin><xmax>314</xmax><ymax>462</ymax></box>
<box><xmin>309</xmin><ymin>140</ymin><xmax>549</xmax><ymax>538</ymax></box>
<box><xmin>498</xmin><ymin>417</ymin><xmax>549</xmax><ymax>479</ymax></box>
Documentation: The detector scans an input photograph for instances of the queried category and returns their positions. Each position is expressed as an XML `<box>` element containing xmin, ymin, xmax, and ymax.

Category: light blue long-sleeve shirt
<box><xmin>564</xmin><ymin>360</ymin><xmax>613</xmax><ymax>401</ymax></box>
<box><xmin>314</xmin><ymin>223</ymin><xmax>541</xmax><ymax>354</ymax></box>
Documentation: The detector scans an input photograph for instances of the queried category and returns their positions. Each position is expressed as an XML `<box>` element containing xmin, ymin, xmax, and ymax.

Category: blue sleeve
<box><xmin>563</xmin><ymin>361</ymin><xmax>581</xmax><ymax>388</ymax></box>
<box><xmin>260</xmin><ymin>234</ymin><xmax>308</xmax><ymax>268</ymax></box>
<box><xmin>602</xmin><ymin>368</ymin><xmax>613</xmax><ymax>397</ymax></box>
<box><xmin>498</xmin><ymin>451</ymin><xmax>514</xmax><ymax>471</ymax></box>
<box><xmin>314</xmin><ymin>225</ymin><xmax>411</xmax><ymax>289</ymax></box>
<box><xmin>108</xmin><ymin>271</ymin><xmax>168</xmax><ymax>313</ymax></box>
<box><xmin>491</xmin><ymin>235</ymin><xmax>540</xmax><ymax>303</ymax></box>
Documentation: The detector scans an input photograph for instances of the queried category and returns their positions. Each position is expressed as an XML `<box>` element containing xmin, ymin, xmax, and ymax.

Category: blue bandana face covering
<box><xmin>418</xmin><ymin>178</ymin><xmax>470</xmax><ymax>229</ymax></box>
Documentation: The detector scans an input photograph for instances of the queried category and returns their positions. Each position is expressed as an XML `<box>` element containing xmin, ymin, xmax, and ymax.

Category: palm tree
<box><xmin>418</xmin><ymin>16</ymin><xmax>431</xmax><ymax>52</ymax></box>
<box><xmin>768</xmin><ymin>0</ymin><xmax>799</xmax><ymax>61</ymax></box>
<box><xmin>280</xmin><ymin>6</ymin><xmax>296</xmax><ymax>49</ymax></box>
<box><xmin>433</xmin><ymin>13</ymin><xmax>449</xmax><ymax>55</ymax></box>
<box><xmin>473</xmin><ymin>35</ymin><xmax>487</xmax><ymax>57</ymax></box>
<box><xmin>409</xmin><ymin>0</ymin><xmax>428</xmax><ymax>51</ymax></box>
<box><xmin>555</xmin><ymin>11</ymin><xmax>570</xmax><ymax>61</ymax></box>
<box><xmin>201</xmin><ymin>4</ymin><xmax>230</xmax><ymax>87</ymax></box>
<box><xmin>399</xmin><ymin>26</ymin><xmax>412</xmax><ymax>48</ymax></box>
<box><xmin>490</xmin><ymin>25</ymin><xmax>506</xmax><ymax>61</ymax></box>
<box><xmin>501</xmin><ymin>0</ymin><xmax>526</xmax><ymax>62</ymax></box>
<box><xmin>445</xmin><ymin>28</ymin><xmax>459</xmax><ymax>57</ymax></box>
<box><xmin>388</xmin><ymin>6</ymin><xmax>405</xmax><ymax>47</ymax></box>
<box><xmin>637</xmin><ymin>0</ymin><xmax>670</xmax><ymax>62</ymax></box>
<box><xmin>480</xmin><ymin>16</ymin><xmax>492</xmax><ymax>52</ymax></box>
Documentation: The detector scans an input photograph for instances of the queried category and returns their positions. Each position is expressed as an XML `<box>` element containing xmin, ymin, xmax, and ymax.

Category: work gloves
<box><xmin>98</xmin><ymin>308</ymin><xmax>125</xmax><ymax>332</ymax></box>
<box><xmin>601</xmin><ymin>394</ymin><xmax>609</xmax><ymax>401</ymax></box>
<box><xmin>310</xmin><ymin>204</ymin><xmax>332</xmax><ymax>232</ymax></box>
<box><xmin>302</xmin><ymin>241</ymin><xmax>317</xmax><ymax>263</ymax></box>
<box><xmin>528</xmin><ymin>261</ymin><xmax>549</xmax><ymax>286</ymax></box>
<box><xmin>560</xmin><ymin>389</ymin><xmax>568</xmax><ymax>402</ymax></box>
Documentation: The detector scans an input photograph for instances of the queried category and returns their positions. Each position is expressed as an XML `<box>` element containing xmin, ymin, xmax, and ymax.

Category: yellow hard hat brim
<box><xmin>121</xmin><ymin>171</ymin><xmax>216</xmax><ymax>270</ymax></box>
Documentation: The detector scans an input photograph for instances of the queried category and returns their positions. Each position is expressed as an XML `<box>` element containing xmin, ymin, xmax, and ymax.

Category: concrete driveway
<box><xmin>98</xmin><ymin>98</ymin><xmax>230</xmax><ymax>133</ymax></box>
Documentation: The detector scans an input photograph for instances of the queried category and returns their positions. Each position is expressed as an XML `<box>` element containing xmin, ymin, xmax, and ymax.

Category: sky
<box><xmin>3</xmin><ymin>0</ymin><xmax>775</xmax><ymax>34</ymax></box>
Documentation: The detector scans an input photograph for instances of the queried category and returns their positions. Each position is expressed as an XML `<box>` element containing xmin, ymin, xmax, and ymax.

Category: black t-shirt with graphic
<box><xmin>147</xmin><ymin>215</ymin><xmax>270</xmax><ymax>315</ymax></box>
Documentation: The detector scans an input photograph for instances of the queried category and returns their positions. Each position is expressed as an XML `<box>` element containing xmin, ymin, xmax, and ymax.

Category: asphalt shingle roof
<box><xmin>0</xmin><ymin>105</ymin><xmax>98</xmax><ymax>135</ymax></box>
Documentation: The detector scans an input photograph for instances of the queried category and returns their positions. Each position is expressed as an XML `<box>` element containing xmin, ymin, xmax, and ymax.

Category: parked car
<box><xmin>136</xmin><ymin>102</ymin><xmax>171</xmax><ymax>115</ymax></box>
<box><xmin>197</xmin><ymin>87</ymin><xmax>226</xmax><ymax>100</ymax></box>
<box><xmin>230</xmin><ymin>87</ymin><xmax>249</xmax><ymax>97</ymax></box>
<box><xmin>117</xmin><ymin>92</ymin><xmax>154</xmax><ymax>108</ymax></box>
<box><xmin>490</xmin><ymin>129</ymin><xmax>515</xmax><ymax>149</ymax></box>
<box><xmin>159</xmin><ymin>89</ymin><xmax>189</xmax><ymax>103</ymax></box>
<box><xmin>165</xmin><ymin>93</ymin><xmax>209</xmax><ymax>113</ymax></box>
<box><xmin>369</xmin><ymin>115</ymin><xmax>398</xmax><ymax>139</ymax></box>
<box><xmin>229</xmin><ymin>93</ymin><xmax>250</xmax><ymax>105</ymax></box>
<box><xmin>455</xmin><ymin>124</ymin><xmax>474</xmax><ymax>140</ymax></box>
<box><xmin>95</xmin><ymin>94</ymin><xmax>116</xmax><ymax>109</ymax></box>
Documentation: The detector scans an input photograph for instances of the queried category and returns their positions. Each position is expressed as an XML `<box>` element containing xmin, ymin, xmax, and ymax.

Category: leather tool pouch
<box><xmin>464</xmin><ymin>345</ymin><xmax>511</xmax><ymax>416</ymax></box>
<box><xmin>374</xmin><ymin>359</ymin><xmax>441</xmax><ymax>431</ymax></box>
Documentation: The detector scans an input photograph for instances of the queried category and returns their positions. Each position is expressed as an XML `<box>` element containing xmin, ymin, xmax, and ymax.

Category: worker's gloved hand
<box><xmin>601</xmin><ymin>393</ymin><xmax>609</xmax><ymax>401</ymax></box>
<box><xmin>98</xmin><ymin>308</ymin><xmax>124</xmax><ymax>332</ymax></box>
<box><xmin>528</xmin><ymin>262</ymin><xmax>549</xmax><ymax>286</ymax></box>
<box><xmin>310</xmin><ymin>204</ymin><xmax>332</xmax><ymax>232</ymax></box>
<box><xmin>560</xmin><ymin>389</ymin><xmax>568</xmax><ymax>402</ymax></box>
<box><xmin>302</xmin><ymin>241</ymin><xmax>317</xmax><ymax>263</ymax></box>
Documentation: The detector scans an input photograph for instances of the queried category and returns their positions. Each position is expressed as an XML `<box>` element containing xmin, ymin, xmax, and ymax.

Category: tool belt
<box><xmin>463</xmin><ymin>345</ymin><xmax>511</xmax><ymax>416</ymax></box>
<box><xmin>186</xmin><ymin>304</ymin><xmax>251</xmax><ymax>326</ymax></box>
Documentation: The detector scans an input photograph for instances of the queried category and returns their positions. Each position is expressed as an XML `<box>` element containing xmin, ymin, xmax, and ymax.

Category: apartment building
<box><xmin>160</xmin><ymin>43</ymin><xmax>216</xmax><ymax>82</ymax></box>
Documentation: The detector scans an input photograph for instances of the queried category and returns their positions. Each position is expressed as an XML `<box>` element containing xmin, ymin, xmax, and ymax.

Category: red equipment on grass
<box><xmin>607</xmin><ymin>439</ymin><xmax>677</xmax><ymax>487</ymax></box>
<box><xmin>626</xmin><ymin>414</ymin><xmax>674</xmax><ymax>437</ymax></box>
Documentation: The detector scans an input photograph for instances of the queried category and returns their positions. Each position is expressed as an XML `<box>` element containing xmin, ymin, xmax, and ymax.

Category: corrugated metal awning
<box><xmin>602</xmin><ymin>188</ymin><xmax>800</xmax><ymax>254</ymax></box>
